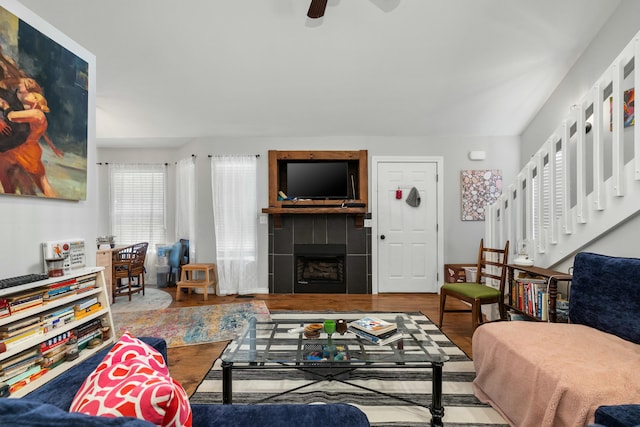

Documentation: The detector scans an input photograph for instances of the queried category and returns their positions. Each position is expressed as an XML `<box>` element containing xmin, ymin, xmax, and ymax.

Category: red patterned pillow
<box><xmin>70</xmin><ymin>332</ymin><xmax>192</xmax><ymax>427</ymax></box>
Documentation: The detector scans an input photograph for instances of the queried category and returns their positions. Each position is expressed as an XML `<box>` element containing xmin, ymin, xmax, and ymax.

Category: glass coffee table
<box><xmin>220</xmin><ymin>313</ymin><xmax>450</xmax><ymax>427</ymax></box>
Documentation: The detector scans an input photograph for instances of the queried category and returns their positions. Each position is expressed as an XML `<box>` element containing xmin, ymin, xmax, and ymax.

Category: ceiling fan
<box><xmin>306</xmin><ymin>0</ymin><xmax>399</xmax><ymax>19</ymax></box>
<box><xmin>307</xmin><ymin>0</ymin><xmax>328</xmax><ymax>18</ymax></box>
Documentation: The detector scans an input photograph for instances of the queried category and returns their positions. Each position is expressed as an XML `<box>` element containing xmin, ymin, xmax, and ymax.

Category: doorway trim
<box><xmin>371</xmin><ymin>156</ymin><xmax>445</xmax><ymax>294</ymax></box>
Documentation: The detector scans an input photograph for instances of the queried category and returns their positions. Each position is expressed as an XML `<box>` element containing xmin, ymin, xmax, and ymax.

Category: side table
<box><xmin>176</xmin><ymin>263</ymin><xmax>217</xmax><ymax>301</ymax></box>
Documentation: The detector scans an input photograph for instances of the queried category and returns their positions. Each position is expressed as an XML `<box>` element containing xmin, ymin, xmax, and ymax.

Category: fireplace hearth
<box><xmin>294</xmin><ymin>244</ymin><xmax>346</xmax><ymax>293</ymax></box>
<box><xmin>269</xmin><ymin>214</ymin><xmax>371</xmax><ymax>294</ymax></box>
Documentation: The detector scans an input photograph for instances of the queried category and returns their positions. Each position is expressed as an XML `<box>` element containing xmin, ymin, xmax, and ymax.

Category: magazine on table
<box><xmin>348</xmin><ymin>326</ymin><xmax>403</xmax><ymax>346</ymax></box>
<box><xmin>349</xmin><ymin>316</ymin><xmax>397</xmax><ymax>336</ymax></box>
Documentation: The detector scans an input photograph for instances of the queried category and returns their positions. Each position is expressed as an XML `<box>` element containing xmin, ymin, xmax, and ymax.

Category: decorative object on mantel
<box><xmin>460</xmin><ymin>169</ymin><xmax>502</xmax><ymax>221</ymax></box>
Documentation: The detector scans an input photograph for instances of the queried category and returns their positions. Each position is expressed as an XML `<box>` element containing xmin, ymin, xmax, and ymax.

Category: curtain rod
<box><xmin>207</xmin><ymin>154</ymin><xmax>260</xmax><ymax>158</ymax></box>
<box><xmin>96</xmin><ymin>162</ymin><xmax>169</xmax><ymax>166</ymax></box>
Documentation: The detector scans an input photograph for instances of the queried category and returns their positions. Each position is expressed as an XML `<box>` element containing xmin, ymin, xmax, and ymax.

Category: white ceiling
<box><xmin>17</xmin><ymin>0</ymin><xmax>621</xmax><ymax>147</ymax></box>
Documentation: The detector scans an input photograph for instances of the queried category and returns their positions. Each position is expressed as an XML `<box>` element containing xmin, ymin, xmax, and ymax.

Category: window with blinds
<box><xmin>109</xmin><ymin>163</ymin><xmax>167</xmax><ymax>247</ymax></box>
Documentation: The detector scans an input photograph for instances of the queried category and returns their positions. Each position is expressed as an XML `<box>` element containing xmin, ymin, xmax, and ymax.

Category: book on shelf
<box><xmin>76</xmin><ymin>273</ymin><xmax>97</xmax><ymax>290</ymax></box>
<box><xmin>7</xmin><ymin>290</ymin><xmax>45</xmax><ymax>314</ymax></box>
<box><xmin>42</xmin><ymin>306</ymin><xmax>75</xmax><ymax>332</ymax></box>
<box><xmin>47</xmin><ymin>278</ymin><xmax>77</xmax><ymax>291</ymax></box>
<box><xmin>7</xmin><ymin>365</ymin><xmax>45</xmax><ymax>394</ymax></box>
<box><xmin>0</xmin><ymin>353</ymin><xmax>42</xmax><ymax>380</ymax></box>
<box><xmin>0</xmin><ymin>348</ymin><xmax>40</xmax><ymax>371</ymax></box>
<box><xmin>512</xmin><ymin>277</ymin><xmax>548</xmax><ymax>319</ymax></box>
<box><xmin>0</xmin><ymin>317</ymin><xmax>41</xmax><ymax>333</ymax></box>
<box><xmin>348</xmin><ymin>326</ymin><xmax>403</xmax><ymax>346</ymax></box>
<box><xmin>349</xmin><ymin>316</ymin><xmax>397</xmax><ymax>336</ymax></box>
<box><xmin>40</xmin><ymin>331</ymin><xmax>72</xmax><ymax>353</ymax></box>
<box><xmin>74</xmin><ymin>297</ymin><xmax>98</xmax><ymax>312</ymax></box>
<box><xmin>0</xmin><ymin>299</ymin><xmax>9</xmax><ymax>318</ymax></box>
<box><xmin>0</xmin><ymin>327</ymin><xmax>43</xmax><ymax>349</ymax></box>
<box><xmin>0</xmin><ymin>320</ymin><xmax>44</xmax><ymax>339</ymax></box>
<box><xmin>41</xmin><ymin>345</ymin><xmax>67</xmax><ymax>369</ymax></box>
<box><xmin>44</xmin><ymin>285</ymin><xmax>78</xmax><ymax>300</ymax></box>
<box><xmin>74</xmin><ymin>302</ymin><xmax>102</xmax><ymax>321</ymax></box>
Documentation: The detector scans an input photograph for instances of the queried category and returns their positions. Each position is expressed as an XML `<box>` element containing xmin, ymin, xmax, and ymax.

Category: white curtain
<box><xmin>108</xmin><ymin>163</ymin><xmax>167</xmax><ymax>279</ymax></box>
<box><xmin>175</xmin><ymin>157</ymin><xmax>196</xmax><ymax>262</ymax></box>
<box><xmin>210</xmin><ymin>155</ymin><xmax>259</xmax><ymax>295</ymax></box>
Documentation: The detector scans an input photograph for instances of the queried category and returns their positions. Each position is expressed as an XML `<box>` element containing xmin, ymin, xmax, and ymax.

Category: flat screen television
<box><xmin>286</xmin><ymin>161</ymin><xmax>349</xmax><ymax>199</ymax></box>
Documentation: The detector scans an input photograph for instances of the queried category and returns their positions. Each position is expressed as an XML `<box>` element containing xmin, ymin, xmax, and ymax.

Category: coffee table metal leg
<box><xmin>429</xmin><ymin>362</ymin><xmax>444</xmax><ymax>426</ymax></box>
<box><xmin>222</xmin><ymin>361</ymin><xmax>233</xmax><ymax>404</ymax></box>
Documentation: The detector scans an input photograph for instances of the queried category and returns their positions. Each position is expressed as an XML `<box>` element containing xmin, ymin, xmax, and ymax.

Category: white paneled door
<box><xmin>377</xmin><ymin>161</ymin><xmax>439</xmax><ymax>293</ymax></box>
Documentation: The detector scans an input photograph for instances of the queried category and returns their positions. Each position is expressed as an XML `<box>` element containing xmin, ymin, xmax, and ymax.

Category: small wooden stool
<box><xmin>176</xmin><ymin>263</ymin><xmax>217</xmax><ymax>301</ymax></box>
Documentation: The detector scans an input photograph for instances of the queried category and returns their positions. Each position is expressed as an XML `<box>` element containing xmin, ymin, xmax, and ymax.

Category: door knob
<box><xmin>380</xmin><ymin>235</ymin><xmax>385</xmax><ymax>240</ymax></box>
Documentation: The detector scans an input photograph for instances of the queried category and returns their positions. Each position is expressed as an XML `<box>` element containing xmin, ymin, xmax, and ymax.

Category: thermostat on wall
<box><xmin>468</xmin><ymin>151</ymin><xmax>486</xmax><ymax>161</ymax></box>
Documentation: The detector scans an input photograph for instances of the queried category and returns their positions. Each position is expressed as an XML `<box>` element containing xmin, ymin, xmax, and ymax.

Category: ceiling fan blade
<box><xmin>307</xmin><ymin>0</ymin><xmax>328</xmax><ymax>18</ymax></box>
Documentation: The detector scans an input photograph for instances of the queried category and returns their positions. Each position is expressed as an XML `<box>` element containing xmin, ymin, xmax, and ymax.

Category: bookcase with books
<box><xmin>0</xmin><ymin>267</ymin><xmax>115</xmax><ymax>397</ymax></box>
<box><xmin>504</xmin><ymin>264</ymin><xmax>572</xmax><ymax>323</ymax></box>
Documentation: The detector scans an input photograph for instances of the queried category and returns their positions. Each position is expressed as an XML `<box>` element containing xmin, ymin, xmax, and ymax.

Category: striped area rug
<box><xmin>191</xmin><ymin>312</ymin><xmax>507</xmax><ymax>426</ymax></box>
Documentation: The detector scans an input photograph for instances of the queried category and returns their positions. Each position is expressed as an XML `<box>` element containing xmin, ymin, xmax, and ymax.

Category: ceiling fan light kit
<box><xmin>308</xmin><ymin>0</ymin><xmax>328</xmax><ymax>19</ymax></box>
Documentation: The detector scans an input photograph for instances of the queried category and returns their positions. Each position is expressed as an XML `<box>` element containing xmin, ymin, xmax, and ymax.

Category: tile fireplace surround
<box><xmin>269</xmin><ymin>214</ymin><xmax>372</xmax><ymax>294</ymax></box>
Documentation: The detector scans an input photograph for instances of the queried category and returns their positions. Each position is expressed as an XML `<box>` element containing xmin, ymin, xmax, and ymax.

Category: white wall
<box><xmin>520</xmin><ymin>0</ymin><xmax>640</xmax><ymax>271</ymax></box>
<box><xmin>97</xmin><ymin>135</ymin><xmax>520</xmax><ymax>289</ymax></box>
<box><xmin>0</xmin><ymin>0</ymin><xmax>97</xmax><ymax>278</ymax></box>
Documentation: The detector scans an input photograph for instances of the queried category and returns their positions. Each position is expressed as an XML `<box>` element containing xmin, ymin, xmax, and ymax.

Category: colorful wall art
<box><xmin>0</xmin><ymin>5</ymin><xmax>89</xmax><ymax>200</ymax></box>
<box><xmin>609</xmin><ymin>88</ymin><xmax>635</xmax><ymax>131</ymax></box>
<box><xmin>461</xmin><ymin>169</ymin><xmax>502</xmax><ymax>221</ymax></box>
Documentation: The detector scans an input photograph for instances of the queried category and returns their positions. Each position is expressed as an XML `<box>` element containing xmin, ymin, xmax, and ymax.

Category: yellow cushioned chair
<box><xmin>439</xmin><ymin>239</ymin><xmax>509</xmax><ymax>332</ymax></box>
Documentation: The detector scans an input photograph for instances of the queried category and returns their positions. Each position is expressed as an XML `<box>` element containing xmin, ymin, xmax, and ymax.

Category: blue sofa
<box><xmin>472</xmin><ymin>252</ymin><xmax>640</xmax><ymax>426</ymax></box>
<box><xmin>0</xmin><ymin>337</ymin><xmax>370</xmax><ymax>427</ymax></box>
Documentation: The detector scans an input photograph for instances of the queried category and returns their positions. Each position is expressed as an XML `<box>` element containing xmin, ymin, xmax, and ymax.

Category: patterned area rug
<box><xmin>191</xmin><ymin>312</ymin><xmax>507</xmax><ymax>426</ymax></box>
<box><xmin>113</xmin><ymin>301</ymin><xmax>270</xmax><ymax>348</ymax></box>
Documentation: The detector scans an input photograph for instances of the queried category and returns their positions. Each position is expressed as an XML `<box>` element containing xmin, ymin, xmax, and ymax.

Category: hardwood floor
<box><xmin>161</xmin><ymin>288</ymin><xmax>476</xmax><ymax>396</ymax></box>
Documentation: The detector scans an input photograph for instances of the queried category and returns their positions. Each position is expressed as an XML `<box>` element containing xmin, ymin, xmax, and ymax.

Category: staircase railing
<box><xmin>486</xmin><ymin>29</ymin><xmax>640</xmax><ymax>268</ymax></box>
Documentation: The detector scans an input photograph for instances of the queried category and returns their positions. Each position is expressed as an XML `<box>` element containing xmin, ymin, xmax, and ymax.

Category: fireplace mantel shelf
<box><xmin>262</xmin><ymin>207</ymin><xmax>366</xmax><ymax>228</ymax></box>
<box><xmin>261</xmin><ymin>207</ymin><xmax>366</xmax><ymax>214</ymax></box>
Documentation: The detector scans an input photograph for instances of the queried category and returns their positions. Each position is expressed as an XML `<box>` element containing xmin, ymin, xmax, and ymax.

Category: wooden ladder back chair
<box><xmin>112</xmin><ymin>246</ymin><xmax>134</xmax><ymax>303</ymax></box>
<box><xmin>439</xmin><ymin>239</ymin><xmax>510</xmax><ymax>332</ymax></box>
<box><xmin>112</xmin><ymin>243</ymin><xmax>148</xmax><ymax>303</ymax></box>
<box><xmin>129</xmin><ymin>242</ymin><xmax>148</xmax><ymax>295</ymax></box>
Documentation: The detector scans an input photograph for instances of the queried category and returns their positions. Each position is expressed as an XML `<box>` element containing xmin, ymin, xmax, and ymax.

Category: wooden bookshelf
<box><xmin>0</xmin><ymin>268</ymin><xmax>115</xmax><ymax>397</ymax></box>
<box><xmin>505</xmin><ymin>264</ymin><xmax>572</xmax><ymax>322</ymax></box>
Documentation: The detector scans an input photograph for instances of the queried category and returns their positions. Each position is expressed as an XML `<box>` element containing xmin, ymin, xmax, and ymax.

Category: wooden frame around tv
<box><xmin>262</xmin><ymin>150</ymin><xmax>368</xmax><ymax>227</ymax></box>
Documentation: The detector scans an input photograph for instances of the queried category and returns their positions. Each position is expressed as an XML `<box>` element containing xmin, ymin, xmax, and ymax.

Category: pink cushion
<box><xmin>70</xmin><ymin>332</ymin><xmax>192</xmax><ymax>427</ymax></box>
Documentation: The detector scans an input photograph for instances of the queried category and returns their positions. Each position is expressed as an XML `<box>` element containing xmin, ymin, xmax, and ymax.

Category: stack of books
<box><xmin>0</xmin><ymin>318</ymin><xmax>45</xmax><ymax>353</ymax></box>
<box><xmin>73</xmin><ymin>297</ymin><xmax>102</xmax><ymax>321</ymax></box>
<box><xmin>348</xmin><ymin>316</ymin><xmax>403</xmax><ymax>346</ymax></box>
<box><xmin>3</xmin><ymin>290</ymin><xmax>45</xmax><ymax>315</ymax></box>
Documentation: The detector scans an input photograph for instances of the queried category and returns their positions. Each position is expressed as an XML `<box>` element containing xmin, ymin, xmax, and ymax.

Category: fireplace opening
<box><xmin>294</xmin><ymin>244</ymin><xmax>346</xmax><ymax>293</ymax></box>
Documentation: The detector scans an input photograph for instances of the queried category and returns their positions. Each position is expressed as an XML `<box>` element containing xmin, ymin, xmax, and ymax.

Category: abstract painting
<box><xmin>0</xmin><ymin>5</ymin><xmax>88</xmax><ymax>200</ymax></box>
<box><xmin>609</xmin><ymin>88</ymin><xmax>635</xmax><ymax>132</ymax></box>
<box><xmin>461</xmin><ymin>169</ymin><xmax>502</xmax><ymax>221</ymax></box>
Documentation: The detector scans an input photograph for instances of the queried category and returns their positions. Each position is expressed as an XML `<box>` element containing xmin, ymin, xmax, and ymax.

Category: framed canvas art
<box><xmin>0</xmin><ymin>3</ymin><xmax>89</xmax><ymax>200</ymax></box>
<box><xmin>609</xmin><ymin>88</ymin><xmax>635</xmax><ymax>132</ymax></box>
<box><xmin>461</xmin><ymin>169</ymin><xmax>502</xmax><ymax>221</ymax></box>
